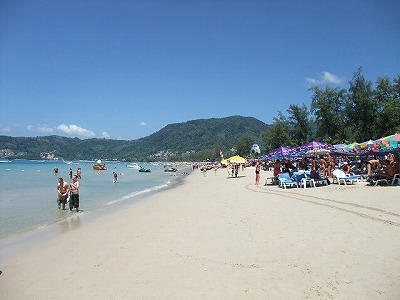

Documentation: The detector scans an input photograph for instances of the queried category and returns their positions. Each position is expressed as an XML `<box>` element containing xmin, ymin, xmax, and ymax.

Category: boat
<box><xmin>93</xmin><ymin>160</ymin><xmax>107</xmax><ymax>170</ymax></box>
<box><xmin>127</xmin><ymin>163</ymin><xmax>140</xmax><ymax>169</ymax></box>
<box><xmin>164</xmin><ymin>167</ymin><xmax>177</xmax><ymax>172</ymax></box>
<box><xmin>138</xmin><ymin>167</ymin><xmax>151</xmax><ymax>173</ymax></box>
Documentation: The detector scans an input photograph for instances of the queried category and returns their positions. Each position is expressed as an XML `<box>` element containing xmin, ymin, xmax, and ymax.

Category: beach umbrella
<box><xmin>342</xmin><ymin>142</ymin><xmax>361</xmax><ymax>150</ymax></box>
<box><xmin>268</xmin><ymin>146</ymin><xmax>292</xmax><ymax>157</ymax></box>
<box><xmin>293</xmin><ymin>140</ymin><xmax>335</xmax><ymax>156</ymax></box>
<box><xmin>227</xmin><ymin>155</ymin><xmax>247</xmax><ymax>163</ymax></box>
<box><xmin>221</xmin><ymin>159</ymin><xmax>229</xmax><ymax>165</ymax></box>
<box><xmin>306</xmin><ymin>148</ymin><xmax>331</xmax><ymax>155</ymax></box>
<box><xmin>377</xmin><ymin>133</ymin><xmax>400</xmax><ymax>146</ymax></box>
<box><xmin>393</xmin><ymin>133</ymin><xmax>400</xmax><ymax>141</ymax></box>
<box><xmin>359</xmin><ymin>139</ymin><xmax>380</xmax><ymax>150</ymax></box>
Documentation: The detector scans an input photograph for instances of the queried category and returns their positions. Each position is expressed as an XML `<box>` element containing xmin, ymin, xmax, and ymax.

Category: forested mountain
<box><xmin>0</xmin><ymin>116</ymin><xmax>269</xmax><ymax>161</ymax></box>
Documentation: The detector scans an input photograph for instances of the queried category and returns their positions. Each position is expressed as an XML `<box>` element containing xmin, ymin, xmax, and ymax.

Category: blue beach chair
<box><xmin>277</xmin><ymin>173</ymin><xmax>298</xmax><ymax>189</ymax></box>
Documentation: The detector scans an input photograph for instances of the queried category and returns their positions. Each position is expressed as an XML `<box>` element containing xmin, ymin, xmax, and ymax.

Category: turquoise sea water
<box><xmin>0</xmin><ymin>160</ymin><xmax>190</xmax><ymax>238</ymax></box>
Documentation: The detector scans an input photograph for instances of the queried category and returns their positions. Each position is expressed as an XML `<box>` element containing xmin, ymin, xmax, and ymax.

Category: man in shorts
<box><xmin>57</xmin><ymin>177</ymin><xmax>70</xmax><ymax>210</ymax></box>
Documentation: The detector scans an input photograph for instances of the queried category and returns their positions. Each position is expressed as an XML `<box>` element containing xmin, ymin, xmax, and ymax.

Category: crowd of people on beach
<box><xmin>194</xmin><ymin>148</ymin><xmax>400</xmax><ymax>188</ymax></box>
<box><xmin>255</xmin><ymin>148</ymin><xmax>400</xmax><ymax>186</ymax></box>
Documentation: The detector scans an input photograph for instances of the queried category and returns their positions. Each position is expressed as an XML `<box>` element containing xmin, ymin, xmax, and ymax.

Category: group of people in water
<box><xmin>56</xmin><ymin>167</ymin><xmax>81</xmax><ymax>212</ymax></box>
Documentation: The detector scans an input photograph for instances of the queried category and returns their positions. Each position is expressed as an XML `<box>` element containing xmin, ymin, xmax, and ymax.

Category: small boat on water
<box><xmin>127</xmin><ymin>163</ymin><xmax>140</xmax><ymax>169</ymax></box>
<box><xmin>164</xmin><ymin>167</ymin><xmax>177</xmax><ymax>172</ymax></box>
<box><xmin>138</xmin><ymin>167</ymin><xmax>151</xmax><ymax>173</ymax></box>
<box><xmin>93</xmin><ymin>160</ymin><xmax>107</xmax><ymax>170</ymax></box>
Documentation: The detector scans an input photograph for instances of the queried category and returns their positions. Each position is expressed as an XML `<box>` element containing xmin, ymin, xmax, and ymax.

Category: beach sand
<box><xmin>1</xmin><ymin>167</ymin><xmax>399</xmax><ymax>299</ymax></box>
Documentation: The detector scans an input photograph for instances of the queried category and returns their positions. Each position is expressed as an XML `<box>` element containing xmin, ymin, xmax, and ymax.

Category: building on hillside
<box><xmin>251</xmin><ymin>144</ymin><xmax>261</xmax><ymax>154</ymax></box>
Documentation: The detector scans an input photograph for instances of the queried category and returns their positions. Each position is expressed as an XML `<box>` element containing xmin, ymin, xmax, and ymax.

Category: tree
<box><xmin>346</xmin><ymin>67</ymin><xmax>376</xmax><ymax>141</ymax></box>
<box><xmin>234</xmin><ymin>134</ymin><xmax>253</xmax><ymax>157</ymax></box>
<box><xmin>374</xmin><ymin>76</ymin><xmax>400</xmax><ymax>135</ymax></box>
<box><xmin>287</xmin><ymin>104</ymin><xmax>310</xmax><ymax>145</ymax></box>
<box><xmin>261</xmin><ymin>113</ymin><xmax>292</xmax><ymax>152</ymax></box>
<box><xmin>309</xmin><ymin>85</ymin><xmax>347</xmax><ymax>143</ymax></box>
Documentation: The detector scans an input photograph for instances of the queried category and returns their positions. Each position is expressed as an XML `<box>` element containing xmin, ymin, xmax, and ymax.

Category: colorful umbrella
<box><xmin>360</xmin><ymin>139</ymin><xmax>379</xmax><ymax>149</ymax></box>
<box><xmin>342</xmin><ymin>142</ymin><xmax>361</xmax><ymax>151</ymax></box>
<box><xmin>378</xmin><ymin>132</ymin><xmax>400</xmax><ymax>145</ymax></box>
<box><xmin>268</xmin><ymin>146</ymin><xmax>292</xmax><ymax>157</ymax></box>
<box><xmin>227</xmin><ymin>155</ymin><xmax>247</xmax><ymax>163</ymax></box>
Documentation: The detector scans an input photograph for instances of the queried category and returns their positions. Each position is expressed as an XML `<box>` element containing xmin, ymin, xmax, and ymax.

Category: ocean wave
<box><xmin>105</xmin><ymin>180</ymin><xmax>172</xmax><ymax>205</ymax></box>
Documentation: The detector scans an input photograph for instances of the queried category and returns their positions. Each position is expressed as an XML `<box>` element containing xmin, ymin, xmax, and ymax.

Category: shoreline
<box><xmin>0</xmin><ymin>169</ymin><xmax>191</xmax><ymax>261</ymax></box>
<box><xmin>1</xmin><ymin>167</ymin><xmax>400</xmax><ymax>299</ymax></box>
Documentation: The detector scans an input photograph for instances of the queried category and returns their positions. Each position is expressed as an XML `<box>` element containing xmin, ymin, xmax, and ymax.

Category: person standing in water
<box><xmin>69</xmin><ymin>175</ymin><xmax>80</xmax><ymax>212</ymax></box>
<box><xmin>57</xmin><ymin>177</ymin><xmax>69</xmax><ymax>210</ymax></box>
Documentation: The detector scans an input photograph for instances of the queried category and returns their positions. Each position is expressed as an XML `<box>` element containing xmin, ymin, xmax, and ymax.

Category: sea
<box><xmin>0</xmin><ymin>160</ymin><xmax>191</xmax><ymax>239</ymax></box>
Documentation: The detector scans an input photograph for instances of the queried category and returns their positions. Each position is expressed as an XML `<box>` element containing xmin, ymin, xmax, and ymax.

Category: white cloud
<box><xmin>1</xmin><ymin>126</ymin><xmax>11</xmax><ymax>133</ymax></box>
<box><xmin>27</xmin><ymin>124</ymin><xmax>55</xmax><ymax>133</ymax></box>
<box><xmin>139</xmin><ymin>121</ymin><xmax>147</xmax><ymax>126</ymax></box>
<box><xmin>56</xmin><ymin>124</ymin><xmax>95</xmax><ymax>138</ymax></box>
<box><xmin>306</xmin><ymin>71</ymin><xmax>344</xmax><ymax>85</ymax></box>
<box><xmin>101</xmin><ymin>131</ymin><xmax>110</xmax><ymax>139</ymax></box>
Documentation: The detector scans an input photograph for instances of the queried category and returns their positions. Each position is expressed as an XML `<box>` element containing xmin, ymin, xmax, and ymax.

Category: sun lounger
<box><xmin>277</xmin><ymin>173</ymin><xmax>298</xmax><ymax>189</ymax></box>
<box><xmin>293</xmin><ymin>172</ymin><xmax>315</xmax><ymax>189</ymax></box>
<box><xmin>369</xmin><ymin>173</ymin><xmax>400</xmax><ymax>186</ymax></box>
<box><xmin>332</xmin><ymin>169</ymin><xmax>361</xmax><ymax>185</ymax></box>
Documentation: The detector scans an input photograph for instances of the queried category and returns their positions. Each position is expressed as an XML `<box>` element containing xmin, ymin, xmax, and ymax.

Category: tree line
<box><xmin>261</xmin><ymin>67</ymin><xmax>400</xmax><ymax>153</ymax></box>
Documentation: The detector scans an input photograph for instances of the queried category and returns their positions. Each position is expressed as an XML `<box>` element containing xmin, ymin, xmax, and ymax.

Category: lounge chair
<box><xmin>293</xmin><ymin>172</ymin><xmax>315</xmax><ymax>189</ymax></box>
<box><xmin>277</xmin><ymin>173</ymin><xmax>298</xmax><ymax>189</ymax></box>
<box><xmin>369</xmin><ymin>173</ymin><xmax>400</xmax><ymax>186</ymax></box>
<box><xmin>391</xmin><ymin>173</ymin><xmax>400</xmax><ymax>185</ymax></box>
<box><xmin>332</xmin><ymin>169</ymin><xmax>361</xmax><ymax>185</ymax></box>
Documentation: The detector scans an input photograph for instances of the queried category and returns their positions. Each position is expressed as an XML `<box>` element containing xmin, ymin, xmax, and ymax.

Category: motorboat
<box><xmin>127</xmin><ymin>163</ymin><xmax>140</xmax><ymax>169</ymax></box>
<box><xmin>138</xmin><ymin>167</ymin><xmax>151</xmax><ymax>172</ymax></box>
<box><xmin>164</xmin><ymin>167</ymin><xmax>177</xmax><ymax>172</ymax></box>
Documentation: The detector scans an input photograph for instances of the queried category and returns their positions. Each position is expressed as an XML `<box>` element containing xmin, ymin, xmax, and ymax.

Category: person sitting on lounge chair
<box><xmin>342</xmin><ymin>162</ymin><xmax>351</xmax><ymax>174</ymax></box>
<box><xmin>366</xmin><ymin>158</ymin><xmax>381</xmax><ymax>177</ymax></box>
<box><xmin>372</xmin><ymin>159</ymin><xmax>395</xmax><ymax>180</ymax></box>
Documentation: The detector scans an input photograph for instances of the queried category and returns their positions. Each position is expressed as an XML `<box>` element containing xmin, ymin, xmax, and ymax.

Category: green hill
<box><xmin>0</xmin><ymin>116</ymin><xmax>269</xmax><ymax>161</ymax></box>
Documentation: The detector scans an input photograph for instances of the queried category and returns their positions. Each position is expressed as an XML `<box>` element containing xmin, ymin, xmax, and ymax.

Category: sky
<box><xmin>1</xmin><ymin>0</ymin><xmax>399</xmax><ymax>140</ymax></box>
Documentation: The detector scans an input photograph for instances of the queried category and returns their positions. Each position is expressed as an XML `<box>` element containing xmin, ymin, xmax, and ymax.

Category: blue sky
<box><xmin>1</xmin><ymin>0</ymin><xmax>399</xmax><ymax>140</ymax></box>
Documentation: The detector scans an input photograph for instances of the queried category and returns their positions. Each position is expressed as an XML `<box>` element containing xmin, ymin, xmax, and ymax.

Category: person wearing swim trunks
<box><xmin>273</xmin><ymin>160</ymin><xmax>282</xmax><ymax>185</ymax></box>
<box><xmin>69</xmin><ymin>175</ymin><xmax>80</xmax><ymax>212</ymax></box>
<box><xmin>57</xmin><ymin>177</ymin><xmax>70</xmax><ymax>210</ymax></box>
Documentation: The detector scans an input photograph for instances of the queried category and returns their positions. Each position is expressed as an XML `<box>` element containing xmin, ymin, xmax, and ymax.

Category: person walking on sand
<box><xmin>113</xmin><ymin>171</ymin><xmax>118</xmax><ymax>183</ymax></box>
<box><xmin>69</xmin><ymin>175</ymin><xmax>80</xmax><ymax>212</ymax></box>
<box><xmin>255</xmin><ymin>162</ymin><xmax>261</xmax><ymax>185</ymax></box>
<box><xmin>57</xmin><ymin>177</ymin><xmax>69</xmax><ymax>210</ymax></box>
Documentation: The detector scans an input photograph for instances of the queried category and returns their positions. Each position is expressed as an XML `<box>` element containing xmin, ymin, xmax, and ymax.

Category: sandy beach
<box><xmin>1</xmin><ymin>167</ymin><xmax>399</xmax><ymax>299</ymax></box>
